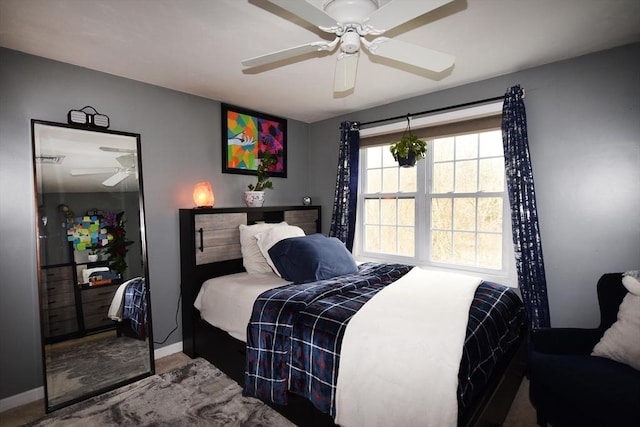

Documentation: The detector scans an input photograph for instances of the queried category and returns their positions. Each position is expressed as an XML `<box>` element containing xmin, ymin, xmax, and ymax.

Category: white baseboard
<box><xmin>1</xmin><ymin>341</ymin><xmax>184</xmax><ymax>413</ymax></box>
<box><xmin>0</xmin><ymin>386</ymin><xmax>44</xmax><ymax>413</ymax></box>
<box><xmin>154</xmin><ymin>341</ymin><xmax>183</xmax><ymax>360</ymax></box>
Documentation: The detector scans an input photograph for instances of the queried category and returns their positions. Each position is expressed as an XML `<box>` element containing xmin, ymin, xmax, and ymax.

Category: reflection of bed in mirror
<box><xmin>180</xmin><ymin>206</ymin><xmax>527</xmax><ymax>427</ymax></box>
<box><xmin>32</xmin><ymin>120</ymin><xmax>154</xmax><ymax>412</ymax></box>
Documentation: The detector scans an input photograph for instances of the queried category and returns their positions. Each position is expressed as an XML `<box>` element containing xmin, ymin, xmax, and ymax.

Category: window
<box><xmin>356</xmin><ymin>110</ymin><xmax>515</xmax><ymax>283</ymax></box>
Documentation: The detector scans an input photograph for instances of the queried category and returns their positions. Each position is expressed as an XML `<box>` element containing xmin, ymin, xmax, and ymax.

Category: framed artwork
<box><xmin>221</xmin><ymin>104</ymin><xmax>287</xmax><ymax>177</ymax></box>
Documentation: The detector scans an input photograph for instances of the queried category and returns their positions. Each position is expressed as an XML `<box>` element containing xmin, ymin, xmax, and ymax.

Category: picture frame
<box><xmin>221</xmin><ymin>103</ymin><xmax>287</xmax><ymax>177</ymax></box>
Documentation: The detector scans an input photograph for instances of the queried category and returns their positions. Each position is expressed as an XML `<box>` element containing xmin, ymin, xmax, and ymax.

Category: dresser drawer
<box><xmin>42</xmin><ymin>266</ymin><xmax>75</xmax><ymax>296</ymax></box>
<box><xmin>81</xmin><ymin>286</ymin><xmax>117</xmax><ymax>326</ymax></box>
<box><xmin>83</xmin><ymin>312</ymin><xmax>114</xmax><ymax>330</ymax></box>
<box><xmin>45</xmin><ymin>303</ymin><xmax>77</xmax><ymax>321</ymax></box>
<box><xmin>82</xmin><ymin>286</ymin><xmax>117</xmax><ymax>304</ymax></box>
<box><xmin>46</xmin><ymin>291</ymin><xmax>76</xmax><ymax>309</ymax></box>
<box><xmin>82</xmin><ymin>298</ymin><xmax>113</xmax><ymax>319</ymax></box>
<box><xmin>46</xmin><ymin>318</ymin><xmax>79</xmax><ymax>337</ymax></box>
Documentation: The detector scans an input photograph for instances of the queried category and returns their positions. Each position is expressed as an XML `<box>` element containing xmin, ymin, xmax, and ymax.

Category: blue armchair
<box><xmin>529</xmin><ymin>273</ymin><xmax>640</xmax><ymax>427</ymax></box>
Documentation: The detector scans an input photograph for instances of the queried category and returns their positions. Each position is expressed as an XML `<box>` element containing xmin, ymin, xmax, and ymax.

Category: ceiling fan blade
<box><xmin>70</xmin><ymin>167</ymin><xmax>117</xmax><ymax>176</ymax></box>
<box><xmin>334</xmin><ymin>52</ymin><xmax>359</xmax><ymax>92</ymax></box>
<box><xmin>116</xmin><ymin>154</ymin><xmax>136</xmax><ymax>169</ymax></box>
<box><xmin>100</xmin><ymin>146</ymin><xmax>135</xmax><ymax>153</ymax></box>
<box><xmin>102</xmin><ymin>171</ymin><xmax>130</xmax><ymax>187</ymax></box>
<box><xmin>267</xmin><ymin>0</ymin><xmax>338</xmax><ymax>30</ymax></box>
<box><xmin>364</xmin><ymin>0</ymin><xmax>454</xmax><ymax>33</ymax></box>
<box><xmin>364</xmin><ymin>37</ymin><xmax>455</xmax><ymax>72</ymax></box>
<box><xmin>242</xmin><ymin>39</ymin><xmax>338</xmax><ymax>67</ymax></box>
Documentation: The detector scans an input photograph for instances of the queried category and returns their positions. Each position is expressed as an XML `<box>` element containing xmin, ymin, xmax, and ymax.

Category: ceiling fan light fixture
<box><xmin>324</xmin><ymin>0</ymin><xmax>378</xmax><ymax>24</ymax></box>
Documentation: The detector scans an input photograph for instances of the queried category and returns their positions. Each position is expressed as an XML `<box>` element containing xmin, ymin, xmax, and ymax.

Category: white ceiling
<box><xmin>1</xmin><ymin>0</ymin><xmax>639</xmax><ymax>123</ymax></box>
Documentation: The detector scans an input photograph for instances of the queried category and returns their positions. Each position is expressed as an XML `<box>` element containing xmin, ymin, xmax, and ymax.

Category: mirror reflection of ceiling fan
<box><xmin>242</xmin><ymin>0</ymin><xmax>456</xmax><ymax>92</ymax></box>
<box><xmin>69</xmin><ymin>146</ymin><xmax>138</xmax><ymax>187</ymax></box>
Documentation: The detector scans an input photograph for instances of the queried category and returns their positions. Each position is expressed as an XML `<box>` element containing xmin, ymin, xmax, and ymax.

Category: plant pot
<box><xmin>397</xmin><ymin>151</ymin><xmax>417</xmax><ymax>167</ymax></box>
<box><xmin>244</xmin><ymin>191</ymin><xmax>265</xmax><ymax>207</ymax></box>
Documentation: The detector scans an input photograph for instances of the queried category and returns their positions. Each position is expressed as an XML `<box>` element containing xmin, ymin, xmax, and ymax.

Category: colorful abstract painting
<box><xmin>222</xmin><ymin>104</ymin><xmax>287</xmax><ymax>177</ymax></box>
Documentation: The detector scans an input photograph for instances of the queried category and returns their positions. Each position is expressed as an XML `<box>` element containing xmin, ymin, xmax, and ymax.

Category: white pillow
<box><xmin>591</xmin><ymin>271</ymin><xmax>640</xmax><ymax>371</ymax></box>
<box><xmin>255</xmin><ymin>225</ymin><xmax>305</xmax><ymax>276</ymax></box>
<box><xmin>239</xmin><ymin>222</ymin><xmax>287</xmax><ymax>274</ymax></box>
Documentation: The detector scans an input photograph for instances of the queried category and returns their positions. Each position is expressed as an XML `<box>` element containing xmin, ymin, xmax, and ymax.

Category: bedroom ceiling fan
<box><xmin>242</xmin><ymin>0</ymin><xmax>456</xmax><ymax>92</ymax></box>
<box><xmin>69</xmin><ymin>147</ymin><xmax>138</xmax><ymax>187</ymax></box>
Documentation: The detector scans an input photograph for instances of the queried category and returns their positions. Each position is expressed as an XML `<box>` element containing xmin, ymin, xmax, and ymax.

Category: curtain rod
<box><xmin>358</xmin><ymin>95</ymin><xmax>506</xmax><ymax>128</ymax></box>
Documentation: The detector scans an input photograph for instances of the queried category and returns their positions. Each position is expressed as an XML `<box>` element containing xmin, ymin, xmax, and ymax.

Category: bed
<box><xmin>179</xmin><ymin>206</ymin><xmax>526</xmax><ymax>427</ymax></box>
<box><xmin>108</xmin><ymin>277</ymin><xmax>148</xmax><ymax>340</ymax></box>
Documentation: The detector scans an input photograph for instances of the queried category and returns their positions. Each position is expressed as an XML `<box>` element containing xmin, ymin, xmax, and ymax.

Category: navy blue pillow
<box><xmin>267</xmin><ymin>233</ymin><xmax>358</xmax><ymax>282</ymax></box>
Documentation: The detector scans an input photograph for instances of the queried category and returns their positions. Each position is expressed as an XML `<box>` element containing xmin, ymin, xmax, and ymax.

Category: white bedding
<box><xmin>334</xmin><ymin>267</ymin><xmax>481</xmax><ymax>427</ymax></box>
<box><xmin>194</xmin><ymin>272</ymin><xmax>290</xmax><ymax>342</ymax></box>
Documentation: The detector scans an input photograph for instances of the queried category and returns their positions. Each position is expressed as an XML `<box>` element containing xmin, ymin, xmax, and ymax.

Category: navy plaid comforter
<box><xmin>123</xmin><ymin>277</ymin><xmax>147</xmax><ymax>338</ymax></box>
<box><xmin>243</xmin><ymin>263</ymin><xmax>524</xmax><ymax>418</ymax></box>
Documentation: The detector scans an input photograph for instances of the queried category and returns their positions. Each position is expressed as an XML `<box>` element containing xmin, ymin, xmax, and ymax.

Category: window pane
<box><xmin>367</xmin><ymin>169</ymin><xmax>382</xmax><ymax>193</ymax></box>
<box><xmin>380</xmin><ymin>199</ymin><xmax>396</xmax><ymax>225</ymax></box>
<box><xmin>382</xmin><ymin>146</ymin><xmax>396</xmax><ymax>167</ymax></box>
<box><xmin>380</xmin><ymin>226</ymin><xmax>397</xmax><ymax>254</ymax></box>
<box><xmin>431</xmin><ymin>231</ymin><xmax>451</xmax><ymax>262</ymax></box>
<box><xmin>478</xmin><ymin>197</ymin><xmax>502</xmax><ymax>232</ymax></box>
<box><xmin>382</xmin><ymin>167</ymin><xmax>399</xmax><ymax>193</ymax></box>
<box><xmin>479</xmin><ymin>158</ymin><xmax>504</xmax><ymax>192</ymax></box>
<box><xmin>364</xmin><ymin>225</ymin><xmax>380</xmax><ymax>252</ymax></box>
<box><xmin>398</xmin><ymin>227</ymin><xmax>414</xmax><ymax>256</ymax></box>
<box><xmin>453</xmin><ymin>231</ymin><xmax>475</xmax><ymax>264</ymax></box>
<box><xmin>478</xmin><ymin>233</ymin><xmax>502</xmax><ymax>269</ymax></box>
<box><xmin>399</xmin><ymin>166</ymin><xmax>417</xmax><ymax>192</ymax></box>
<box><xmin>433</xmin><ymin>162</ymin><xmax>453</xmax><ymax>193</ymax></box>
<box><xmin>431</xmin><ymin>198</ymin><xmax>452</xmax><ymax>229</ymax></box>
<box><xmin>479</xmin><ymin>130</ymin><xmax>503</xmax><ymax>158</ymax></box>
<box><xmin>453</xmin><ymin>197</ymin><xmax>476</xmax><ymax>231</ymax></box>
<box><xmin>367</xmin><ymin>146</ymin><xmax>382</xmax><ymax>168</ymax></box>
<box><xmin>454</xmin><ymin>160</ymin><xmax>477</xmax><ymax>193</ymax></box>
<box><xmin>398</xmin><ymin>199</ymin><xmax>414</xmax><ymax>226</ymax></box>
<box><xmin>455</xmin><ymin>134</ymin><xmax>478</xmax><ymax>160</ymax></box>
<box><xmin>433</xmin><ymin>137</ymin><xmax>454</xmax><ymax>162</ymax></box>
<box><xmin>365</xmin><ymin>199</ymin><xmax>380</xmax><ymax>224</ymax></box>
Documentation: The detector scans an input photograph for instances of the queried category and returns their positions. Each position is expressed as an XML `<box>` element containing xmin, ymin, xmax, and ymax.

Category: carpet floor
<box><xmin>25</xmin><ymin>358</ymin><xmax>294</xmax><ymax>427</ymax></box>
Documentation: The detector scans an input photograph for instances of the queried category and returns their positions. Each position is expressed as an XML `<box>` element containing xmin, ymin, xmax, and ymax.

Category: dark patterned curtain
<box><xmin>329</xmin><ymin>121</ymin><xmax>360</xmax><ymax>251</ymax></box>
<box><xmin>502</xmin><ymin>85</ymin><xmax>551</xmax><ymax>330</ymax></box>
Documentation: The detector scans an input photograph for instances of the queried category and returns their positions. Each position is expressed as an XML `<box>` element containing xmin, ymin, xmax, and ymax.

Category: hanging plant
<box><xmin>389</xmin><ymin>116</ymin><xmax>427</xmax><ymax>167</ymax></box>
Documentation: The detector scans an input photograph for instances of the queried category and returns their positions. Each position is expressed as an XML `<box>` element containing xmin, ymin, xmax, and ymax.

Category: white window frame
<box><xmin>354</xmin><ymin>102</ymin><xmax>517</xmax><ymax>287</ymax></box>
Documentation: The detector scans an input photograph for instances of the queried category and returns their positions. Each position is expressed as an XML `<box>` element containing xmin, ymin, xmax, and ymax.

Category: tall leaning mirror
<box><xmin>31</xmin><ymin>120</ymin><xmax>154</xmax><ymax>412</ymax></box>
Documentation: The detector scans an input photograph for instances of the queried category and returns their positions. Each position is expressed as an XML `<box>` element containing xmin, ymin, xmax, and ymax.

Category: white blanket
<box><xmin>194</xmin><ymin>272</ymin><xmax>290</xmax><ymax>342</ymax></box>
<box><xmin>334</xmin><ymin>267</ymin><xmax>481</xmax><ymax>427</ymax></box>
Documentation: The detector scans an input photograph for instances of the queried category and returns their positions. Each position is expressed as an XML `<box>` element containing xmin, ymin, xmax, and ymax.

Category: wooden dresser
<box><xmin>178</xmin><ymin>205</ymin><xmax>321</xmax><ymax>357</ymax></box>
<box><xmin>80</xmin><ymin>284</ymin><xmax>119</xmax><ymax>332</ymax></box>
<box><xmin>41</xmin><ymin>264</ymin><xmax>79</xmax><ymax>340</ymax></box>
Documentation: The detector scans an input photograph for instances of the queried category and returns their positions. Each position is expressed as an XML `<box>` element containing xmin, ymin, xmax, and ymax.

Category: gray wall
<box><xmin>0</xmin><ymin>48</ymin><xmax>311</xmax><ymax>399</ymax></box>
<box><xmin>309</xmin><ymin>42</ymin><xmax>640</xmax><ymax>329</ymax></box>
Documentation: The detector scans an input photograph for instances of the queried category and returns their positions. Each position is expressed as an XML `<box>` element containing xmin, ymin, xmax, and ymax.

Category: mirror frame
<box><xmin>31</xmin><ymin>119</ymin><xmax>155</xmax><ymax>412</ymax></box>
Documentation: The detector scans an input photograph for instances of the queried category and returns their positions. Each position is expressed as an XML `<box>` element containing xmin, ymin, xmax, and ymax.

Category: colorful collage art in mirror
<box><xmin>66</xmin><ymin>215</ymin><xmax>113</xmax><ymax>251</ymax></box>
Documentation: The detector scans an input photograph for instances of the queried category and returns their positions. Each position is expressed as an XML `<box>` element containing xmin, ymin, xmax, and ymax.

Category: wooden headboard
<box><xmin>178</xmin><ymin>205</ymin><xmax>321</xmax><ymax>357</ymax></box>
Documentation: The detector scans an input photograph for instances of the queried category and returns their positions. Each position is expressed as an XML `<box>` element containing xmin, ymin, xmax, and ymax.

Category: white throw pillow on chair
<box><xmin>591</xmin><ymin>271</ymin><xmax>640</xmax><ymax>371</ymax></box>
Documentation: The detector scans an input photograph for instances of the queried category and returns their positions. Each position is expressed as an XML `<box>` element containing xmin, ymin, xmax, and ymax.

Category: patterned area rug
<box><xmin>29</xmin><ymin>358</ymin><xmax>295</xmax><ymax>426</ymax></box>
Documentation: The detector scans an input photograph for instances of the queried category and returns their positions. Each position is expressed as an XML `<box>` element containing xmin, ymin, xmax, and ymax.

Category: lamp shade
<box><xmin>193</xmin><ymin>182</ymin><xmax>214</xmax><ymax>208</ymax></box>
